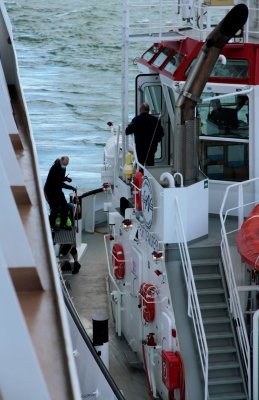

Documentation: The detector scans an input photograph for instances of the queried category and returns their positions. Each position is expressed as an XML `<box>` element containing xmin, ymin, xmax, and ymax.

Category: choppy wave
<box><xmin>5</xmin><ymin>0</ymin><xmax>140</xmax><ymax>192</ymax></box>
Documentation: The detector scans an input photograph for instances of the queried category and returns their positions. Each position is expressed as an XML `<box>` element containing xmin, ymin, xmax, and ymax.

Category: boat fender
<box><xmin>112</xmin><ymin>243</ymin><xmax>125</xmax><ymax>280</ymax></box>
<box><xmin>160</xmin><ymin>172</ymin><xmax>175</xmax><ymax>188</ymax></box>
<box><xmin>139</xmin><ymin>283</ymin><xmax>156</xmax><ymax>323</ymax></box>
<box><xmin>132</xmin><ymin>170</ymin><xmax>143</xmax><ymax>211</ymax></box>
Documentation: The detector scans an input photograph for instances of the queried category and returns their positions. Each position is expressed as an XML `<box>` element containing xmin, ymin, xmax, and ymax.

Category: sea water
<box><xmin>6</xmin><ymin>0</ymin><xmax>141</xmax><ymax>192</ymax></box>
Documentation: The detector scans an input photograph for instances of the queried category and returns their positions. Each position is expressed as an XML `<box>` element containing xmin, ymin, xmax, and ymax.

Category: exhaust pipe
<box><xmin>174</xmin><ymin>4</ymin><xmax>248</xmax><ymax>184</ymax></box>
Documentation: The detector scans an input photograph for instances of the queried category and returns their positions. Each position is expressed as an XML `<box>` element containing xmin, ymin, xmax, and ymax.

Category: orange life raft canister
<box><xmin>112</xmin><ymin>243</ymin><xmax>125</xmax><ymax>280</ymax></box>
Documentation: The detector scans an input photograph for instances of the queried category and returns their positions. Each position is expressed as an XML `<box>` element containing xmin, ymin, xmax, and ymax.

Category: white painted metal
<box><xmin>174</xmin><ymin>197</ymin><xmax>208</xmax><ymax>400</ymax></box>
<box><xmin>143</xmin><ymin>168</ymin><xmax>208</xmax><ymax>243</ymax></box>
<box><xmin>219</xmin><ymin>179</ymin><xmax>259</xmax><ymax>400</ymax></box>
<box><xmin>0</xmin><ymin>249</ymin><xmax>51</xmax><ymax>400</ymax></box>
<box><xmin>253</xmin><ymin>309</ymin><xmax>259</xmax><ymax>400</ymax></box>
<box><xmin>0</xmin><ymin>62</ymin><xmax>18</xmax><ymax>133</ymax></box>
<box><xmin>0</xmin><ymin>157</ymin><xmax>35</xmax><ymax>268</ymax></box>
<box><xmin>66</xmin><ymin>306</ymin><xmax>119</xmax><ymax>400</ymax></box>
<box><xmin>0</xmin><ymin>109</ymin><xmax>27</xmax><ymax>185</ymax></box>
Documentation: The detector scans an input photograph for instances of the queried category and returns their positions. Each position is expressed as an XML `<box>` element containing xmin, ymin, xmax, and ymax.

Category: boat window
<box><xmin>142</xmin><ymin>46</ymin><xmax>157</xmax><ymax>61</ymax></box>
<box><xmin>199</xmin><ymin>141</ymin><xmax>248</xmax><ymax>181</ymax></box>
<box><xmin>143</xmin><ymin>85</ymin><xmax>162</xmax><ymax>115</ymax></box>
<box><xmin>198</xmin><ymin>92</ymin><xmax>249</xmax><ymax>181</ymax></box>
<box><xmin>143</xmin><ymin>84</ymin><xmax>163</xmax><ymax>161</ymax></box>
<box><xmin>164</xmin><ymin>53</ymin><xmax>184</xmax><ymax>74</ymax></box>
<box><xmin>186</xmin><ymin>58</ymin><xmax>248</xmax><ymax>79</ymax></box>
<box><xmin>152</xmin><ymin>48</ymin><xmax>171</xmax><ymax>67</ymax></box>
<box><xmin>198</xmin><ymin>93</ymin><xmax>249</xmax><ymax>139</ymax></box>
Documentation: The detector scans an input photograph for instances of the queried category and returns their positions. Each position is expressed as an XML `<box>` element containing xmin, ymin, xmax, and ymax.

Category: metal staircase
<box><xmin>192</xmin><ymin>255</ymin><xmax>248</xmax><ymax>400</ymax></box>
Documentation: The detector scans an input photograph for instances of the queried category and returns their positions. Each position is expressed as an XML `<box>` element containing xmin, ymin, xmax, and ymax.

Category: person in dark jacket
<box><xmin>44</xmin><ymin>156</ymin><xmax>76</xmax><ymax>229</ymax></box>
<box><xmin>125</xmin><ymin>102</ymin><xmax>164</xmax><ymax>166</ymax></box>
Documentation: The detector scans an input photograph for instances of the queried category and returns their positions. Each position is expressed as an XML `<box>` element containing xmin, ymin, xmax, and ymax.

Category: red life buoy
<box><xmin>236</xmin><ymin>204</ymin><xmax>259</xmax><ymax>270</ymax></box>
<box><xmin>132</xmin><ymin>171</ymin><xmax>143</xmax><ymax>211</ymax></box>
<box><xmin>112</xmin><ymin>244</ymin><xmax>125</xmax><ymax>280</ymax></box>
<box><xmin>139</xmin><ymin>283</ymin><xmax>156</xmax><ymax>322</ymax></box>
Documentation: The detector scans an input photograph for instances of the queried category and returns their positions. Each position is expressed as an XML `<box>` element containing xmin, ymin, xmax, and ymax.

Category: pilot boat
<box><xmin>2</xmin><ymin>0</ymin><xmax>259</xmax><ymax>399</ymax></box>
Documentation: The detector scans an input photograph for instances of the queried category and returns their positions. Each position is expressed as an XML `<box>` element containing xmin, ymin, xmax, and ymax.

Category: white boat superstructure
<box><xmin>97</xmin><ymin>1</ymin><xmax>259</xmax><ymax>399</ymax></box>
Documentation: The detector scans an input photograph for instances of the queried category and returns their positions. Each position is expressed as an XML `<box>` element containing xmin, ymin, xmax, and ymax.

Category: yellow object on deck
<box><xmin>123</xmin><ymin>152</ymin><xmax>134</xmax><ymax>180</ymax></box>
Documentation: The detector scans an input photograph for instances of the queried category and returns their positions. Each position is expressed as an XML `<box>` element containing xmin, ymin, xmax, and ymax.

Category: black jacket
<box><xmin>126</xmin><ymin>112</ymin><xmax>164</xmax><ymax>166</ymax></box>
<box><xmin>44</xmin><ymin>159</ymin><xmax>74</xmax><ymax>202</ymax></box>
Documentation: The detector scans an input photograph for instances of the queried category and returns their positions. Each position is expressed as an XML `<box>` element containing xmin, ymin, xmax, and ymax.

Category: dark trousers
<box><xmin>48</xmin><ymin>193</ymin><xmax>69</xmax><ymax>228</ymax></box>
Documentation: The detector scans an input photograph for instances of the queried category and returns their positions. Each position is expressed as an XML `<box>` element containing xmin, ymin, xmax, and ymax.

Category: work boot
<box><xmin>72</xmin><ymin>261</ymin><xmax>81</xmax><ymax>274</ymax></box>
<box><xmin>61</xmin><ymin>261</ymin><xmax>72</xmax><ymax>272</ymax></box>
<box><xmin>65</xmin><ymin>216</ymin><xmax>72</xmax><ymax>230</ymax></box>
<box><xmin>55</xmin><ymin>216</ymin><xmax>61</xmax><ymax>229</ymax></box>
<box><xmin>62</xmin><ymin>217</ymin><xmax>72</xmax><ymax>231</ymax></box>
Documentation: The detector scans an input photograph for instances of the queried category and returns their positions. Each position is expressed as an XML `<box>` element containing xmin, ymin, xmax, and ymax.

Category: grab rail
<box><xmin>219</xmin><ymin>178</ymin><xmax>259</xmax><ymax>400</ymax></box>
<box><xmin>174</xmin><ymin>197</ymin><xmax>208</xmax><ymax>400</ymax></box>
<box><xmin>61</xmin><ymin>279</ymin><xmax>125</xmax><ymax>400</ymax></box>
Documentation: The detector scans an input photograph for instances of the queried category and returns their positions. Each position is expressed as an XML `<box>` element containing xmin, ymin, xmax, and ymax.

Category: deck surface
<box><xmin>65</xmin><ymin>225</ymin><xmax>149</xmax><ymax>400</ymax></box>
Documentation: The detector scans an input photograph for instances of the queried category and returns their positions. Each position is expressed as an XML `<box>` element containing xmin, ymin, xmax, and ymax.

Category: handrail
<box><xmin>61</xmin><ymin>279</ymin><xmax>125</xmax><ymax>400</ymax></box>
<box><xmin>219</xmin><ymin>178</ymin><xmax>259</xmax><ymax>400</ymax></box>
<box><xmin>80</xmin><ymin>187</ymin><xmax>104</xmax><ymax>199</ymax></box>
<box><xmin>174</xmin><ymin>197</ymin><xmax>208</xmax><ymax>400</ymax></box>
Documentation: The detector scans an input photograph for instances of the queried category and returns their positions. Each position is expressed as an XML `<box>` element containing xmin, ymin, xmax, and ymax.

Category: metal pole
<box><xmin>121</xmin><ymin>0</ymin><xmax>130</xmax><ymax>165</ymax></box>
<box><xmin>92</xmin><ymin>313</ymin><xmax>109</xmax><ymax>369</ymax></box>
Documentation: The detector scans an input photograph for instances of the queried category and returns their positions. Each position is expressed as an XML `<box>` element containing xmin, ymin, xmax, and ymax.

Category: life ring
<box><xmin>139</xmin><ymin>283</ymin><xmax>156</xmax><ymax>322</ymax></box>
<box><xmin>236</xmin><ymin>204</ymin><xmax>259</xmax><ymax>270</ymax></box>
<box><xmin>112</xmin><ymin>244</ymin><xmax>125</xmax><ymax>280</ymax></box>
<box><xmin>132</xmin><ymin>171</ymin><xmax>143</xmax><ymax>211</ymax></box>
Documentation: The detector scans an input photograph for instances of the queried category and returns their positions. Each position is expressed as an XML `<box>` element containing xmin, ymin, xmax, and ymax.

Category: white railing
<box><xmin>125</xmin><ymin>0</ymin><xmax>182</xmax><ymax>40</ymax></box>
<box><xmin>174</xmin><ymin>197</ymin><xmax>208</xmax><ymax>400</ymax></box>
<box><xmin>219</xmin><ymin>178</ymin><xmax>259</xmax><ymax>400</ymax></box>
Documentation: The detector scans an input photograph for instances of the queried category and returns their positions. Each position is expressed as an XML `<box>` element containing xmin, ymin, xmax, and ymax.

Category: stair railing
<box><xmin>175</xmin><ymin>197</ymin><xmax>208</xmax><ymax>400</ymax></box>
<box><xmin>219</xmin><ymin>178</ymin><xmax>259</xmax><ymax>400</ymax></box>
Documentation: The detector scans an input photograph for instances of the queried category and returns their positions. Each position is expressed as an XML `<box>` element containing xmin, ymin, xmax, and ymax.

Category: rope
<box><xmin>144</xmin><ymin>114</ymin><xmax>161</xmax><ymax>166</ymax></box>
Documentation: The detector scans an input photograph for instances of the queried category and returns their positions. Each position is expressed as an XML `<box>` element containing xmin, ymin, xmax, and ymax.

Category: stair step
<box><xmin>209</xmin><ymin>346</ymin><xmax>236</xmax><ymax>355</ymax></box>
<box><xmin>209</xmin><ymin>361</ymin><xmax>240</xmax><ymax>370</ymax></box>
<box><xmin>209</xmin><ymin>376</ymin><xmax>243</xmax><ymax>385</ymax></box>
<box><xmin>200</xmin><ymin>302</ymin><xmax>227</xmax><ymax>310</ymax></box>
<box><xmin>194</xmin><ymin>273</ymin><xmax>221</xmax><ymax>281</ymax></box>
<box><xmin>209</xmin><ymin>393</ymin><xmax>247</xmax><ymax>400</ymax></box>
<box><xmin>203</xmin><ymin>316</ymin><xmax>230</xmax><ymax>324</ymax></box>
<box><xmin>206</xmin><ymin>331</ymin><xmax>233</xmax><ymax>339</ymax></box>
<box><xmin>197</xmin><ymin>288</ymin><xmax>224</xmax><ymax>295</ymax></box>
<box><xmin>192</xmin><ymin>259</ymin><xmax>220</xmax><ymax>267</ymax></box>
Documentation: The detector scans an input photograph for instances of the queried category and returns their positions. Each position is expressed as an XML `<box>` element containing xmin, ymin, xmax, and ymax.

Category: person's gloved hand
<box><xmin>65</xmin><ymin>176</ymin><xmax>72</xmax><ymax>183</ymax></box>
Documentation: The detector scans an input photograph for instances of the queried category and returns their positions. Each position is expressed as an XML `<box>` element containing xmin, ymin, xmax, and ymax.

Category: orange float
<box><xmin>236</xmin><ymin>204</ymin><xmax>259</xmax><ymax>270</ymax></box>
<box><xmin>112</xmin><ymin>244</ymin><xmax>125</xmax><ymax>280</ymax></box>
